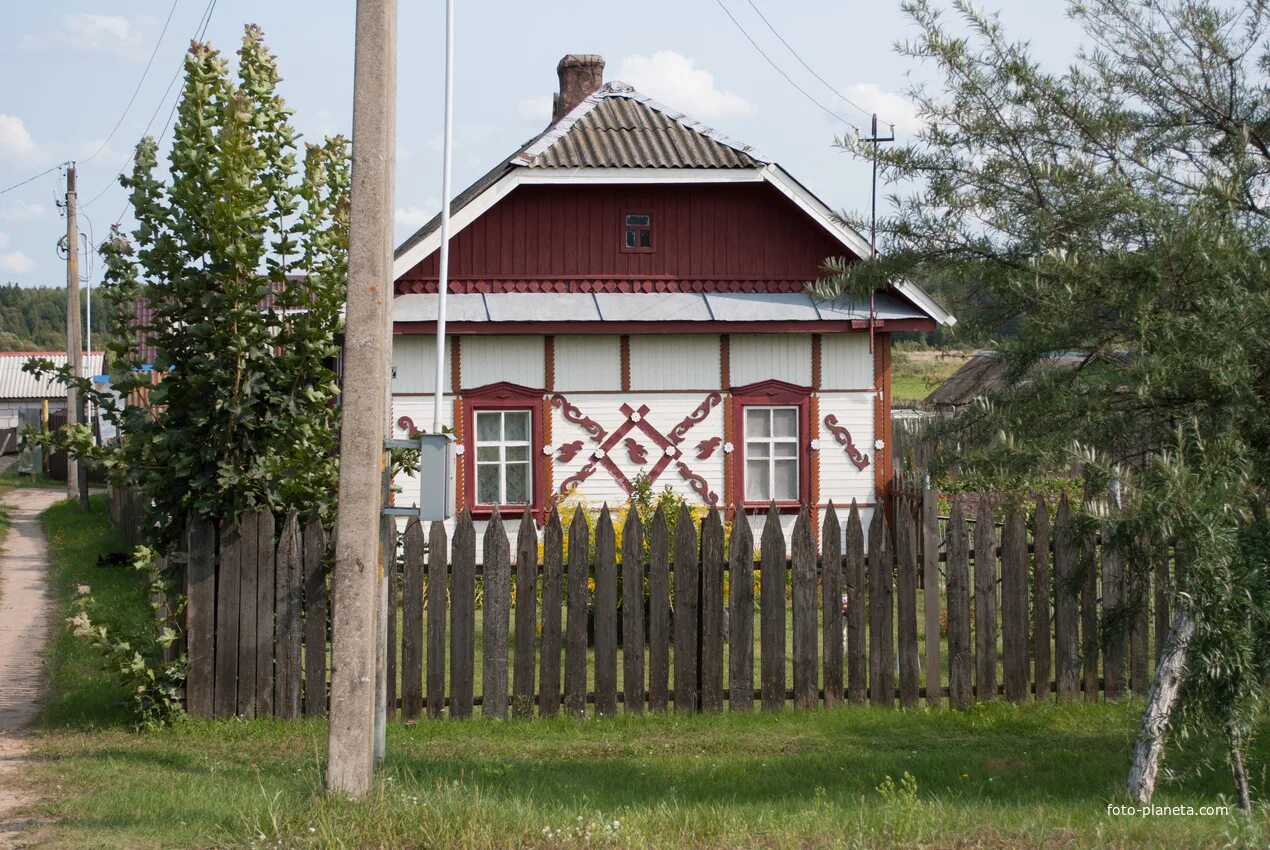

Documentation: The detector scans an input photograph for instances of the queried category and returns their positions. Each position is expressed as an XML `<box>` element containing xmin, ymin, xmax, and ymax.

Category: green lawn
<box><xmin>891</xmin><ymin>351</ymin><xmax>969</xmax><ymax>403</ymax></box>
<box><xmin>23</xmin><ymin>493</ymin><xmax>1268</xmax><ymax>849</ymax></box>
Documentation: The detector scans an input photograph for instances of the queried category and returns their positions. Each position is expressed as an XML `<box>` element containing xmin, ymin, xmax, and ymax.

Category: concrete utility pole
<box><xmin>327</xmin><ymin>0</ymin><xmax>397</xmax><ymax>797</ymax></box>
<box><xmin>63</xmin><ymin>163</ymin><xmax>84</xmax><ymax>509</ymax></box>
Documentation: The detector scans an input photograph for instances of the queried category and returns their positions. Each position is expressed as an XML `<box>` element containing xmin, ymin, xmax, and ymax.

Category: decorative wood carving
<box><xmin>549</xmin><ymin>392</ymin><xmax>607</xmax><ymax>442</ymax></box>
<box><xmin>677</xmin><ymin>462</ymin><xmax>719</xmax><ymax>505</ymax></box>
<box><xmin>823</xmin><ymin>414</ymin><xmax>870</xmax><ymax>471</ymax></box>
<box><xmin>557</xmin><ymin>440</ymin><xmax>584</xmax><ymax>463</ymax></box>
<box><xmin>695</xmin><ymin>436</ymin><xmax>721</xmax><ymax>460</ymax></box>
<box><xmin>668</xmin><ymin>392</ymin><xmax>722</xmax><ymax>444</ymax></box>
<box><xmin>624</xmin><ymin>438</ymin><xmax>648</xmax><ymax>464</ymax></box>
<box><xmin>396</xmin><ymin>415</ymin><xmax>420</xmax><ymax>437</ymax></box>
<box><xmin>558</xmin><ymin>460</ymin><xmax>599</xmax><ymax>496</ymax></box>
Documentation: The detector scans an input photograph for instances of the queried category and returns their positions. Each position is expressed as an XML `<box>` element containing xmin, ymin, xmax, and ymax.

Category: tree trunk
<box><xmin>1127</xmin><ymin>605</ymin><xmax>1195</xmax><ymax>804</ymax></box>
<box><xmin>1229</xmin><ymin>724</ymin><xmax>1252</xmax><ymax>812</ymax></box>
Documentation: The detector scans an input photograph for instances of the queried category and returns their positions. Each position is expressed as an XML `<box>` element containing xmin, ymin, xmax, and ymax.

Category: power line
<box><xmin>742</xmin><ymin>0</ymin><xmax>886</xmax><ymax>126</ymax></box>
<box><xmin>83</xmin><ymin>0</ymin><xmax>218</xmax><ymax>213</ymax></box>
<box><xmin>81</xmin><ymin>0</ymin><xmax>183</xmax><ymax>166</ymax></box>
<box><xmin>711</xmin><ymin>0</ymin><xmax>861</xmax><ymax>132</ymax></box>
<box><xmin>0</xmin><ymin>161</ymin><xmax>70</xmax><ymax>198</ymax></box>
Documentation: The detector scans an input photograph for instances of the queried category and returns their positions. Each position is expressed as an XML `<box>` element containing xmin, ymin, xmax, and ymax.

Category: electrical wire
<box><xmin>712</xmin><ymin>0</ymin><xmax>860</xmax><ymax>131</ymax></box>
<box><xmin>0</xmin><ymin>161</ymin><xmax>70</xmax><ymax>198</ymax></box>
<box><xmin>83</xmin><ymin>0</ymin><xmax>218</xmax><ymax>214</ymax></box>
<box><xmin>80</xmin><ymin>0</ymin><xmax>183</xmax><ymax>166</ymax></box>
<box><xmin>742</xmin><ymin>0</ymin><xmax>886</xmax><ymax>126</ymax></box>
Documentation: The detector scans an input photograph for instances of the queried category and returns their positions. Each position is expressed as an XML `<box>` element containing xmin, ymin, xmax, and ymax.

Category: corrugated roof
<box><xmin>0</xmin><ymin>352</ymin><xmax>105</xmax><ymax>399</ymax></box>
<box><xmin>393</xmin><ymin>83</ymin><xmax>767</xmax><ymax>262</ymax></box>
<box><xmin>519</xmin><ymin>93</ymin><xmax>762</xmax><ymax>169</ymax></box>
<box><xmin>394</xmin><ymin>291</ymin><xmax>927</xmax><ymax>324</ymax></box>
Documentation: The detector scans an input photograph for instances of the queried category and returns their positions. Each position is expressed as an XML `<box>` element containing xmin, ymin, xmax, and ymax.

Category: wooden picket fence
<box><xmin>171</xmin><ymin>487</ymin><xmax>1177</xmax><ymax>720</ymax></box>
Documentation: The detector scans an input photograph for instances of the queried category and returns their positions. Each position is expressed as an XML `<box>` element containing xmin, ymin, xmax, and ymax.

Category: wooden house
<box><xmin>391</xmin><ymin>55</ymin><xmax>953</xmax><ymax>540</ymax></box>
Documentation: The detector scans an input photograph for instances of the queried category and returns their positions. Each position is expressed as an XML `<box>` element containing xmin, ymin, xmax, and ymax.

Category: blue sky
<box><xmin>0</xmin><ymin>0</ymin><xmax>1082</xmax><ymax>290</ymax></box>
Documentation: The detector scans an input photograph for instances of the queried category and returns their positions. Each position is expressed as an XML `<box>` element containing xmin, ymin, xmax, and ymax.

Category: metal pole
<box><xmin>65</xmin><ymin>164</ymin><xmax>83</xmax><ymax>505</ymax></box>
<box><xmin>431</xmin><ymin>0</ymin><xmax>455</xmax><ymax>435</ymax></box>
<box><xmin>327</xmin><ymin>0</ymin><xmax>397</xmax><ymax>798</ymax></box>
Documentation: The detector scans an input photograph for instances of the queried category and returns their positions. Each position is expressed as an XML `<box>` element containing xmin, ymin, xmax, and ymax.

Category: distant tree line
<box><xmin>0</xmin><ymin>283</ymin><xmax>111</xmax><ymax>351</ymax></box>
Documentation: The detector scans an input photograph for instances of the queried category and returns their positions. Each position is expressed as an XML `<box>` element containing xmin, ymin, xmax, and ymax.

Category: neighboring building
<box><xmin>0</xmin><ymin>351</ymin><xmax>104</xmax><ymax>440</ymax></box>
<box><xmin>391</xmin><ymin>55</ymin><xmax>953</xmax><ymax>541</ymax></box>
<box><xmin>924</xmin><ymin>350</ymin><xmax>1111</xmax><ymax>413</ymax></box>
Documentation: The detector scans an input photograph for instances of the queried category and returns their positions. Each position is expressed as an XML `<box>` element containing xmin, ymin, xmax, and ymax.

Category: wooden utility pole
<box><xmin>64</xmin><ymin>163</ymin><xmax>84</xmax><ymax>508</ymax></box>
<box><xmin>327</xmin><ymin>0</ymin><xmax>396</xmax><ymax>797</ymax></box>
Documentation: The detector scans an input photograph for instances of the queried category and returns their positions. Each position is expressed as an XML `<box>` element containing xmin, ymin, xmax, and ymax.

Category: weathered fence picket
<box><xmin>845</xmin><ymin>502</ymin><xmax>866</xmax><ymax>704</ymax></box>
<box><xmin>760</xmin><ymin>504</ymin><xmax>786</xmax><ymax>712</ymax></box>
<box><xmin>821</xmin><ymin>504</ymin><xmax>843</xmax><ymax>709</ymax></box>
<box><xmin>402</xmin><ymin>519</ymin><xmax>425</xmax><ymax>720</ymax></box>
<box><xmin>167</xmin><ymin>485</ymin><xmax>1181</xmax><ymax>723</ymax></box>
<box><xmin>482</xmin><ymin>511</ymin><xmax>511</xmax><ymax>720</ymax></box>
<box><xmin>593</xmin><ymin>508</ymin><xmax>618</xmax><ymax>717</ymax></box>
<box><xmin>513</xmin><ymin>509</ymin><xmax>538</xmax><ymax>718</ymax></box>
<box><xmin>728</xmin><ymin>509</ymin><xmax>754</xmax><ymax>712</ymax></box>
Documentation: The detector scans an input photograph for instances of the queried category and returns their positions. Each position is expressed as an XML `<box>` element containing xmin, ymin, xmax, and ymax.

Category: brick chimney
<box><xmin>553</xmin><ymin>54</ymin><xmax>605</xmax><ymax>122</ymax></box>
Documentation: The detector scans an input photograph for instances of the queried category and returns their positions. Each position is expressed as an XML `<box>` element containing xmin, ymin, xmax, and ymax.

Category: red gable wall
<box><xmin>395</xmin><ymin>181</ymin><xmax>855</xmax><ymax>294</ymax></box>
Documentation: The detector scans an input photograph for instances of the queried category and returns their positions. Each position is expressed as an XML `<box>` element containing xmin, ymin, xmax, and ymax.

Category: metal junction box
<box><xmin>385</xmin><ymin>432</ymin><xmax>455</xmax><ymax>521</ymax></box>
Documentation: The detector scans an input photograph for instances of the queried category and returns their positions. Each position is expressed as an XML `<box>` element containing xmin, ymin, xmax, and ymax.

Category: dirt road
<box><xmin>0</xmin><ymin>488</ymin><xmax>63</xmax><ymax>845</ymax></box>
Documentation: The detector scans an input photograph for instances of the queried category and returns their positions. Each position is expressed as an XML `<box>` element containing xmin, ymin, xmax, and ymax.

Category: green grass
<box><xmin>37</xmin><ymin>493</ymin><xmax>149</xmax><ymax>729</ymax></box>
<box><xmin>25</xmin><ymin>496</ymin><xmax>1269</xmax><ymax>849</ymax></box>
<box><xmin>891</xmin><ymin>351</ymin><xmax>968</xmax><ymax>403</ymax></box>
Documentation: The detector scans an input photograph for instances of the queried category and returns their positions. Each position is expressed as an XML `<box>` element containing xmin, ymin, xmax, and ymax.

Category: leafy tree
<box><xmin>812</xmin><ymin>0</ymin><xmax>1269</xmax><ymax>807</ymax></box>
<box><xmin>30</xmin><ymin>25</ymin><xmax>349</xmax><ymax>545</ymax></box>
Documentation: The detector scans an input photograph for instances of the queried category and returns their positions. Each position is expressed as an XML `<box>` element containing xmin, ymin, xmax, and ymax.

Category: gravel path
<box><xmin>0</xmin><ymin>488</ymin><xmax>63</xmax><ymax>846</ymax></box>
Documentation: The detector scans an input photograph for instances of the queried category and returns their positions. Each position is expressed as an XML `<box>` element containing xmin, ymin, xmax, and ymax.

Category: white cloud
<box><xmin>0</xmin><ymin>203</ymin><xmax>46</xmax><ymax>222</ymax></box>
<box><xmin>517</xmin><ymin>95</ymin><xmax>553</xmax><ymax>123</ymax></box>
<box><xmin>0</xmin><ymin>115</ymin><xmax>37</xmax><ymax>163</ymax></box>
<box><xmin>20</xmin><ymin>14</ymin><xmax>146</xmax><ymax>60</ymax></box>
<box><xmin>0</xmin><ymin>252</ymin><xmax>35</xmax><ymax>275</ymax></box>
<box><xmin>616</xmin><ymin>52</ymin><xmax>753</xmax><ymax>120</ymax></box>
<box><xmin>395</xmin><ymin>199</ymin><xmax>440</xmax><ymax>229</ymax></box>
<box><xmin>835</xmin><ymin>85</ymin><xmax>923</xmax><ymax>136</ymax></box>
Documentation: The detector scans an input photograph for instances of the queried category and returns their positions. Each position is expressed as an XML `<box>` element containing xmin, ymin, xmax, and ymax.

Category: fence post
<box><xmin>647</xmin><ymin>509</ymin><xmax>670</xmax><ymax>713</ymax></box>
<box><xmin>845</xmin><ymin>501</ymin><xmax>867</xmax><ymax>705</ymax></box>
<box><xmin>760</xmin><ymin>503</ymin><xmax>786</xmax><ymax>712</ymax></box>
<box><xmin>564</xmin><ymin>509</ymin><xmax>590</xmax><ymax>718</ymax></box>
<box><xmin>1001</xmin><ymin>505</ymin><xmax>1029</xmax><ymax>703</ymax></box>
<box><xmin>868</xmin><ymin>507</ymin><xmax>894</xmax><ymax>707</ymax></box>
<box><xmin>214</xmin><ymin>516</ymin><xmax>242</xmax><ymax>719</ymax></box>
<box><xmin>303</xmin><ymin>517</ymin><xmax>329</xmax><ymax>717</ymax></box>
<box><xmin>896</xmin><ymin>501</ymin><xmax>920</xmax><ymax>708</ymax></box>
<box><xmin>236</xmin><ymin>511</ymin><xmax>260</xmax><ymax>718</ymax></box>
<box><xmin>921</xmin><ymin>485</ymin><xmax>941</xmax><ymax>707</ymax></box>
<box><xmin>673</xmin><ymin>504</ymin><xmax>700</xmax><ymax>715</ymax></box>
<box><xmin>973</xmin><ymin>498</ymin><xmax>997</xmax><ymax>702</ymax></box>
<box><xmin>1103</xmin><ymin>536</ymin><xmax>1124</xmax><ymax>701</ymax></box>
<box><xmin>538</xmin><ymin>508</ymin><xmax>563</xmax><ymax>717</ymax></box>
<box><xmin>254</xmin><ymin>511</ymin><xmax>276</xmax><ymax>717</ymax></box>
<box><xmin>622</xmin><ymin>509</ymin><xmax>645</xmax><ymax>715</ymax></box>
<box><xmin>1053</xmin><ymin>494</ymin><xmax>1079</xmax><ymax>701</ymax></box>
<box><xmin>946</xmin><ymin>499</ymin><xmax>972</xmax><ymax>709</ymax></box>
<box><xmin>1033</xmin><ymin>498</ymin><xmax>1052</xmax><ymax>702</ymax></box>
<box><xmin>186</xmin><ymin>517</ymin><xmax>216</xmax><ymax>718</ymax></box>
<box><xmin>1081</xmin><ymin>512</ymin><xmax>1100</xmax><ymax>702</ymax></box>
<box><xmin>791</xmin><ymin>506</ymin><xmax>818</xmax><ymax>710</ymax></box>
<box><xmin>450</xmin><ymin>511</ymin><xmax>476</xmax><ymax>719</ymax></box>
<box><xmin>700</xmin><ymin>506</ymin><xmax>725</xmax><ymax>713</ymax></box>
<box><xmin>401</xmin><ymin>519</ymin><xmax>425</xmax><ymax>720</ymax></box>
<box><xmin>821</xmin><ymin>503</ymin><xmax>843</xmax><ymax>709</ymax></box>
<box><xmin>513</xmin><ymin>508</ymin><xmax>539</xmax><ymax>718</ymax></box>
<box><xmin>425</xmin><ymin>519</ymin><xmax>448</xmax><ymax>719</ymax></box>
<box><xmin>728</xmin><ymin>507</ymin><xmax>754</xmax><ymax>712</ymax></box>
<box><xmin>275</xmin><ymin>513</ymin><xmax>303</xmax><ymax>720</ymax></box>
<box><xmin>483</xmin><ymin>511</ymin><xmax>511</xmax><ymax>719</ymax></box>
<box><xmin>593</xmin><ymin>506</ymin><xmax>618</xmax><ymax>717</ymax></box>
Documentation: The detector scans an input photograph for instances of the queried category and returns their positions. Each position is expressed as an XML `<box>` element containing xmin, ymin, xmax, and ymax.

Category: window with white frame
<box><xmin>474</xmin><ymin>410</ymin><xmax>532</xmax><ymax>504</ymax></box>
<box><xmin>744</xmin><ymin>406</ymin><xmax>799</xmax><ymax>502</ymax></box>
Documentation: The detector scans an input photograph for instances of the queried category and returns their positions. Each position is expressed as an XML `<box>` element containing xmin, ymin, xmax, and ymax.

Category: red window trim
<box><xmin>620</xmin><ymin>212</ymin><xmax>654</xmax><ymax>253</ymax></box>
<box><xmin>462</xmin><ymin>381</ymin><xmax>546</xmax><ymax>519</ymax></box>
<box><xmin>729</xmin><ymin>379</ymin><xmax>813</xmax><ymax>511</ymax></box>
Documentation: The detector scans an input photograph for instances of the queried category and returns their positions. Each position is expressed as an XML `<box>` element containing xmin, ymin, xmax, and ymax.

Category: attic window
<box><xmin>622</xmin><ymin>213</ymin><xmax>653</xmax><ymax>252</ymax></box>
